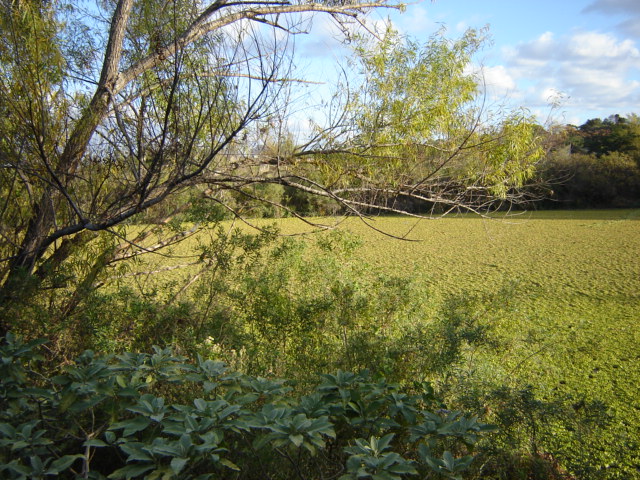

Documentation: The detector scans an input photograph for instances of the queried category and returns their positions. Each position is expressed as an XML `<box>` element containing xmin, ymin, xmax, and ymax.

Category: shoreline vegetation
<box><xmin>4</xmin><ymin>209</ymin><xmax>637</xmax><ymax>478</ymax></box>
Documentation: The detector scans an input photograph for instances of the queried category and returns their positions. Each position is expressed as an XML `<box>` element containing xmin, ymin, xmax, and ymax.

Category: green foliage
<box><xmin>4</xmin><ymin>209</ymin><xmax>639</xmax><ymax>480</ymax></box>
<box><xmin>0</xmin><ymin>0</ymin><xmax>545</xmax><ymax>340</ymax></box>
<box><xmin>575</xmin><ymin>114</ymin><xmax>640</xmax><ymax>160</ymax></box>
<box><xmin>0</xmin><ymin>333</ymin><xmax>493</xmax><ymax>479</ymax></box>
<box><xmin>540</xmin><ymin>150</ymin><xmax>640</xmax><ymax>208</ymax></box>
<box><xmin>168</xmin><ymin>229</ymin><xmax>494</xmax><ymax>384</ymax></box>
<box><xmin>534</xmin><ymin>114</ymin><xmax>640</xmax><ymax>208</ymax></box>
<box><xmin>290</xmin><ymin>212</ymin><xmax>639</xmax><ymax>480</ymax></box>
<box><xmin>341</xmin><ymin>434</ymin><xmax>417</xmax><ymax>480</ymax></box>
<box><xmin>351</xmin><ymin>26</ymin><xmax>480</xmax><ymax>148</ymax></box>
<box><xmin>332</xmin><ymin>25</ymin><xmax>543</xmax><ymax>203</ymax></box>
<box><xmin>440</xmin><ymin>374</ymin><xmax>618</xmax><ymax>479</ymax></box>
<box><xmin>0</xmin><ymin>0</ymin><xmax>68</xmax><ymax>276</ymax></box>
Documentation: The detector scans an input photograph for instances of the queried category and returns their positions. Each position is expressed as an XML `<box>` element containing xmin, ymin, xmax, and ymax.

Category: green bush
<box><xmin>183</xmin><ymin>230</ymin><xmax>496</xmax><ymax>385</ymax></box>
<box><xmin>538</xmin><ymin>151</ymin><xmax>640</xmax><ymax>208</ymax></box>
<box><xmin>0</xmin><ymin>333</ymin><xmax>495</xmax><ymax>479</ymax></box>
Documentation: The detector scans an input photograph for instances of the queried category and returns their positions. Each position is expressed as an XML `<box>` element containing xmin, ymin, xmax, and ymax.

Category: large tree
<box><xmin>0</xmin><ymin>0</ymin><xmax>542</xmax><ymax>336</ymax></box>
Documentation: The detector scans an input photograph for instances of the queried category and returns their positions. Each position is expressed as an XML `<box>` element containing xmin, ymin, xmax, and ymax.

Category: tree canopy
<box><xmin>534</xmin><ymin>114</ymin><xmax>640</xmax><ymax>208</ymax></box>
<box><xmin>0</xmin><ymin>0</ymin><xmax>543</xmax><ymax>335</ymax></box>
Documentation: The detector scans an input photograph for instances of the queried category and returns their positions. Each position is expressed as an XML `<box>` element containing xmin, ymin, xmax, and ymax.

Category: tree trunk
<box><xmin>0</xmin><ymin>188</ymin><xmax>56</xmax><ymax>337</ymax></box>
<box><xmin>0</xmin><ymin>0</ymin><xmax>135</xmax><ymax>337</ymax></box>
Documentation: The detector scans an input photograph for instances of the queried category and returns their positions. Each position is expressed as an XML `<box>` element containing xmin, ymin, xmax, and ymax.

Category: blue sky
<box><xmin>296</xmin><ymin>0</ymin><xmax>640</xmax><ymax>127</ymax></box>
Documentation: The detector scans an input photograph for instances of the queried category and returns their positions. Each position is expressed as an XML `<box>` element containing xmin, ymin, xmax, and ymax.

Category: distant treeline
<box><xmin>534</xmin><ymin>113</ymin><xmax>640</xmax><ymax>209</ymax></box>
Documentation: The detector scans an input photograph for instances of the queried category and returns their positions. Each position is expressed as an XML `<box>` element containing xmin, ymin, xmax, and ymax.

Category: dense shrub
<box><xmin>0</xmin><ymin>333</ymin><xmax>494</xmax><ymax>479</ymax></box>
<box><xmin>539</xmin><ymin>151</ymin><xmax>640</xmax><ymax>208</ymax></box>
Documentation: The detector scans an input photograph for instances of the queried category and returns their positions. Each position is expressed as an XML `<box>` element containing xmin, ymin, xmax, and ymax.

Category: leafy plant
<box><xmin>341</xmin><ymin>434</ymin><xmax>417</xmax><ymax>480</ymax></box>
<box><xmin>0</xmin><ymin>333</ymin><xmax>493</xmax><ymax>479</ymax></box>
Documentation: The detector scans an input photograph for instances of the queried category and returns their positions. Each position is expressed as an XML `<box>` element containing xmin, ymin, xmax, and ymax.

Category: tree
<box><xmin>575</xmin><ymin>114</ymin><xmax>640</xmax><ymax>161</ymax></box>
<box><xmin>0</xmin><ymin>0</ymin><xmax>543</xmax><ymax>336</ymax></box>
<box><xmin>535</xmin><ymin>116</ymin><xmax>640</xmax><ymax>208</ymax></box>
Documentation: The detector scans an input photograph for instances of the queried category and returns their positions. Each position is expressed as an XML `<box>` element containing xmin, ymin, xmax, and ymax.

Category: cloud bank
<box><xmin>497</xmin><ymin>29</ymin><xmax>640</xmax><ymax>120</ymax></box>
<box><xmin>583</xmin><ymin>0</ymin><xmax>640</xmax><ymax>38</ymax></box>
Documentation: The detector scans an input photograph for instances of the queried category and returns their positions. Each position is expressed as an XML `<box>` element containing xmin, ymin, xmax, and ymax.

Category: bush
<box><xmin>538</xmin><ymin>151</ymin><xmax>640</xmax><ymax>208</ymax></box>
<box><xmin>0</xmin><ymin>333</ymin><xmax>495</xmax><ymax>479</ymax></box>
<box><xmin>181</xmin><ymin>230</ymin><xmax>495</xmax><ymax>385</ymax></box>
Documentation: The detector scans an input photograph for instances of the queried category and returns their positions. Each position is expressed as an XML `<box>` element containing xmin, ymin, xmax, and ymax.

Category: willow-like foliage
<box><xmin>0</xmin><ymin>1</ymin><xmax>542</xmax><ymax>336</ymax></box>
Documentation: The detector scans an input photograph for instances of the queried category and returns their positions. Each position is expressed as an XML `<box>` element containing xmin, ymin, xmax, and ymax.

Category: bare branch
<box><xmin>116</xmin><ymin>1</ymin><xmax>401</xmax><ymax>93</ymax></box>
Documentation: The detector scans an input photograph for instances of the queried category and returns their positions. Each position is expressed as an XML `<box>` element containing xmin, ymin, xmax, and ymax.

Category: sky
<box><xmin>294</xmin><ymin>0</ymin><xmax>640</xmax><ymax>127</ymax></box>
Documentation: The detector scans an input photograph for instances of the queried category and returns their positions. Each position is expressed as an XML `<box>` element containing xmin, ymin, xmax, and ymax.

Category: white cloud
<box><xmin>393</xmin><ymin>5</ymin><xmax>439</xmax><ymax>37</ymax></box>
<box><xmin>540</xmin><ymin>87</ymin><xmax>563</xmax><ymax>104</ymax></box>
<box><xmin>297</xmin><ymin>14</ymin><xmax>349</xmax><ymax>59</ymax></box>
<box><xmin>497</xmin><ymin>29</ymin><xmax>640</xmax><ymax>115</ymax></box>
<box><xmin>517</xmin><ymin>31</ymin><xmax>556</xmax><ymax>59</ymax></box>
<box><xmin>567</xmin><ymin>32</ymin><xmax>639</xmax><ymax>59</ymax></box>
<box><xmin>297</xmin><ymin>11</ymin><xmax>397</xmax><ymax>60</ymax></box>
<box><xmin>480</xmin><ymin>65</ymin><xmax>517</xmax><ymax>93</ymax></box>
